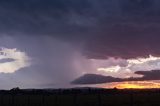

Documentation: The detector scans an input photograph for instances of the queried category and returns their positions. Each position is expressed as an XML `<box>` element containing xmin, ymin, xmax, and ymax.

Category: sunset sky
<box><xmin>0</xmin><ymin>0</ymin><xmax>160</xmax><ymax>89</ymax></box>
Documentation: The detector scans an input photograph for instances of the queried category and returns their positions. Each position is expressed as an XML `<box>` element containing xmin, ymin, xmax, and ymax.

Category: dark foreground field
<box><xmin>0</xmin><ymin>88</ymin><xmax>160</xmax><ymax>106</ymax></box>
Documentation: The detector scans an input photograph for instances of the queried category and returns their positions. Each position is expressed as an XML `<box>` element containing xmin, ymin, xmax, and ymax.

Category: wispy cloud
<box><xmin>0</xmin><ymin>47</ymin><xmax>30</xmax><ymax>73</ymax></box>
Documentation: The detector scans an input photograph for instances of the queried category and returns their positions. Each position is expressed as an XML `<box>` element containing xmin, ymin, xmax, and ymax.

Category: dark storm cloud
<box><xmin>72</xmin><ymin>70</ymin><xmax>160</xmax><ymax>84</ymax></box>
<box><xmin>1</xmin><ymin>0</ymin><xmax>160</xmax><ymax>59</ymax></box>
<box><xmin>134</xmin><ymin>70</ymin><xmax>160</xmax><ymax>80</ymax></box>
<box><xmin>0</xmin><ymin>0</ymin><xmax>94</xmax><ymax>39</ymax></box>
<box><xmin>0</xmin><ymin>0</ymin><xmax>159</xmax><ymax>89</ymax></box>
<box><xmin>71</xmin><ymin>74</ymin><xmax>123</xmax><ymax>84</ymax></box>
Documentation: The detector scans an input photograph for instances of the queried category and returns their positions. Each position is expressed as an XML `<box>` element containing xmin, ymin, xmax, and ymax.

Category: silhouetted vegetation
<box><xmin>0</xmin><ymin>87</ymin><xmax>159</xmax><ymax>106</ymax></box>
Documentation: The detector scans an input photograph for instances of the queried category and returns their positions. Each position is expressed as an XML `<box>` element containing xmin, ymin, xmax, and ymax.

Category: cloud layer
<box><xmin>72</xmin><ymin>70</ymin><xmax>160</xmax><ymax>84</ymax></box>
<box><xmin>0</xmin><ymin>0</ymin><xmax>160</xmax><ymax>59</ymax></box>
<box><xmin>0</xmin><ymin>0</ymin><xmax>160</xmax><ymax>89</ymax></box>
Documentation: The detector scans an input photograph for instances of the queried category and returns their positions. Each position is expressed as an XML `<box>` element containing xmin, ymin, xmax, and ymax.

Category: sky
<box><xmin>1</xmin><ymin>0</ymin><xmax>160</xmax><ymax>89</ymax></box>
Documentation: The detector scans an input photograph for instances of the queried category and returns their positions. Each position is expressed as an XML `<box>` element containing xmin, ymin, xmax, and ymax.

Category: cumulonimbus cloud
<box><xmin>0</xmin><ymin>0</ymin><xmax>160</xmax><ymax>59</ymax></box>
<box><xmin>0</xmin><ymin>0</ymin><xmax>160</xmax><ymax>89</ymax></box>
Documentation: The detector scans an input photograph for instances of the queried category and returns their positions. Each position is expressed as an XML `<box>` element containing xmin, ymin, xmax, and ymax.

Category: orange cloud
<box><xmin>103</xmin><ymin>81</ymin><xmax>160</xmax><ymax>89</ymax></box>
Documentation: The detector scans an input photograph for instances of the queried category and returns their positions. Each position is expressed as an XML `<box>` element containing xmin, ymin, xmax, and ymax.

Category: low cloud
<box><xmin>72</xmin><ymin>70</ymin><xmax>160</xmax><ymax>84</ymax></box>
<box><xmin>71</xmin><ymin>74</ymin><xmax>123</xmax><ymax>84</ymax></box>
<box><xmin>0</xmin><ymin>58</ymin><xmax>15</xmax><ymax>63</ymax></box>
<box><xmin>134</xmin><ymin>70</ymin><xmax>160</xmax><ymax>80</ymax></box>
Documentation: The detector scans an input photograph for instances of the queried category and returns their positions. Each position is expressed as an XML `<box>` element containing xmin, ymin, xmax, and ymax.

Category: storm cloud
<box><xmin>0</xmin><ymin>0</ymin><xmax>160</xmax><ymax>89</ymax></box>
<box><xmin>134</xmin><ymin>70</ymin><xmax>160</xmax><ymax>80</ymax></box>
<box><xmin>72</xmin><ymin>70</ymin><xmax>160</xmax><ymax>84</ymax></box>
<box><xmin>0</xmin><ymin>0</ymin><xmax>160</xmax><ymax>59</ymax></box>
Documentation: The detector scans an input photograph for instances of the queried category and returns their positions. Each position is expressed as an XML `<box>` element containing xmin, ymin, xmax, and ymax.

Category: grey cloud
<box><xmin>0</xmin><ymin>58</ymin><xmax>15</xmax><ymax>63</ymax></box>
<box><xmin>134</xmin><ymin>70</ymin><xmax>160</xmax><ymax>80</ymax></box>
<box><xmin>71</xmin><ymin>74</ymin><xmax>123</xmax><ymax>84</ymax></box>
<box><xmin>0</xmin><ymin>0</ymin><xmax>160</xmax><ymax>59</ymax></box>
<box><xmin>0</xmin><ymin>0</ymin><xmax>160</xmax><ymax>89</ymax></box>
<box><xmin>0</xmin><ymin>35</ymin><xmax>82</xmax><ymax>89</ymax></box>
<box><xmin>72</xmin><ymin>70</ymin><xmax>160</xmax><ymax>84</ymax></box>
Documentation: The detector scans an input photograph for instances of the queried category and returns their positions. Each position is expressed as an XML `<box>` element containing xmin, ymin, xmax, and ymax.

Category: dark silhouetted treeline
<box><xmin>0</xmin><ymin>87</ymin><xmax>160</xmax><ymax>106</ymax></box>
